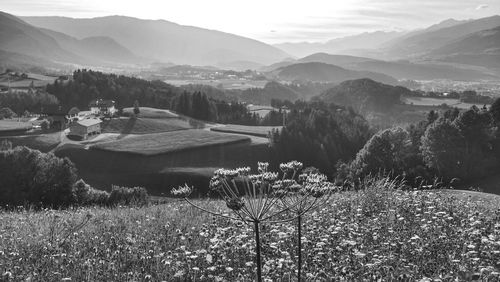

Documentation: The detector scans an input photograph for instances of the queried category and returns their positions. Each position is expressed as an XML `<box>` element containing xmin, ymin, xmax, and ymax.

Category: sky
<box><xmin>2</xmin><ymin>0</ymin><xmax>500</xmax><ymax>44</ymax></box>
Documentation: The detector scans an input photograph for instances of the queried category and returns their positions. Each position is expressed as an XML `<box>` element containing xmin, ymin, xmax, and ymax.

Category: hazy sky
<box><xmin>3</xmin><ymin>0</ymin><xmax>499</xmax><ymax>43</ymax></box>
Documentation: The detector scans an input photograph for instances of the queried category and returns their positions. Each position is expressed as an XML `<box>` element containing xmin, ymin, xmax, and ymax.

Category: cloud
<box><xmin>476</xmin><ymin>4</ymin><xmax>488</xmax><ymax>10</ymax></box>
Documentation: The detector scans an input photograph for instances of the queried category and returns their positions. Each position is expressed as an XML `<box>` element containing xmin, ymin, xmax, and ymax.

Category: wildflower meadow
<box><xmin>1</xmin><ymin>176</ymin><xmax>499</xmax><ymax>281</ymax></box>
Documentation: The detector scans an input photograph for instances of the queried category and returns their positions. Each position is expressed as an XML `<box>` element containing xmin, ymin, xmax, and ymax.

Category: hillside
<box><xmin>317</xmin><ymin>78</ymin><xmax>413</xmax><ymax>112</ymax></box>
<box><xmin>432</xmin><ymin>26</ymin><xmax>500</xmax><ymax>55</ymax></box>
<box><xmin>385</xmin><ymin>15</ymin><xmax>500</xmax><ymax>58</ymax></box>
<box><xmin>40</xmin><ymin>28</ymin><xmax>140</xmax><ymax>65</ymax></box>
<box><xmin>21</xmin><ymin>15</ymin><xmax>289</xmax><ymax>66</ymax></box>
<box><xmin>273</xmin><ymin>62</ymin><xmax>399</xmax><ymax>85</ymax></box>
<box><xmin>274</xmin><ymin>31</ymin><xmax>404</xmax><ymax>58</ymax></box>
<box><xmin>240</xmin><ymin>81</ymin><xmax>302</xmax><ymax>104</ymax></box>
<box><xmin>264</xmin><ymin>52</ymin><xmax>496</xmax><ymax>81</ymax></box>
<box><xmin>0</xmin><ymin>11</ymin><xmax>79</xmax><ymax>64</ymax></box>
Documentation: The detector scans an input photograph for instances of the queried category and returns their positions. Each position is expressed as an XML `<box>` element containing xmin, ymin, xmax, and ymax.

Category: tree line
<box><xmin>341</xmin><ymin>98</ymin><xmax>500</xmax><ymax>187</ymax></box>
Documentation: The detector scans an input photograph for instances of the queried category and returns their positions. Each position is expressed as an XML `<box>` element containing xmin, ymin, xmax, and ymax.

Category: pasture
<box><xmin>100</xmin><ymin>117</ymin><xmax>195</xmax><ymax>135</ymax></box>
<box><xmin>0</xmin><ymin>132</ymin><xmax>61</xmax><ymax>152</ymax></box>
<box><xmin>211</xmin><ymin>124</ymin><xmax>282</xmax><ymax>138</ymax></box>
<box><xmin>0</xmin><ymin>119</ymin><xmax>32</xmax><ymax>132</ymax></box>
<box><xmin>164</xmin><ymin>79</ymin><xmax>268</xmax><ymax>90</ymax></box>
<box><xmin>0</xmin><ymin>73</ymin><xmax>57</xmax><ymax>88</ymax></box>
<box><xmin>1</xmin><ymin>187</ymin><xmax>498</xmax><ymax>281</ymax></box>
<box><xmin>247</xmin><ymin>104</ymin><xmax>278</xmax><ymax>118</ymax></box>
<box><xmin>91</xmin><ymin>129</ymin><xmax>250</xmax><ymax>155</ymax></box>
<box><xmin>402</xmin><ymin>96</ymin><xmax>489</xmax><ymax>109</ymax></box>
<box><xmin>122</xmin><ymin>107</ymin><xmax>179</xmax><ymax>119</ymax></box>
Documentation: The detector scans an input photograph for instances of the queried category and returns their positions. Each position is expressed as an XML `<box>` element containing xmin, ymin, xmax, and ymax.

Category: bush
<box><xmin>41</xmin><ymin>120</ymin><xmax>49</xmax><ymax>131</ymax></box>
<box><xmin>73</xmin><ymin>179</ymin><xmax>110</xmax><ymax>206</ymax></box>
<box><xmin>0</xmin><ymin>107</ymin><xmax>15</xmax><ymax>119</ymax></box>
<box><xmin>0</xmin><ymin>146</ymin><xmax>77</xmax><ymax>207</ymax></box>
<box><xmin>108</xmin><ymin>185</ymin><xmax>149</xmax><ymax>206</ymax></box>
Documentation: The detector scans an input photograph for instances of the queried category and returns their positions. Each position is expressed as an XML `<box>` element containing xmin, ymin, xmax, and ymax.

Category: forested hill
<box><xmin>46</xmin><ymin>70</ymin><xmax>182</xmax><ymax>109</ymax></box>
<box><xmin>316</xmin><ymin>78</ymin><xmax>414</xmax><ymax>112</ymax></box>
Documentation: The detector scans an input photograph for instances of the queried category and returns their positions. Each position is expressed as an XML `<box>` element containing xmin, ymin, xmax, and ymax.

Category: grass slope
<box><xmin>1</xmin><ymin>187</ymin><xmax>499</xmax><ymax>281</ymax></box>
<box><xmin>91</xmin><ymin>129</ymin><xmax>250</xmax><ymax>155</ymax></box>
<box><xmin>0</xmin><ymin>120</ymin><xmax>32</xmax><ymax>132</ymax></box>
<box><xmin>100</xmin><ymin>117</ymin><xmax>194</xmax><ymax>135</ymax></box>
<box><xmin>211</xmin><ymin>124</ymin><xmax>281</xmax><ymax>138</ymax></box>
<box><xmin>0</xmin><ymin>132</ymin><xmax>61</xmax><ymax>152</ymax></box>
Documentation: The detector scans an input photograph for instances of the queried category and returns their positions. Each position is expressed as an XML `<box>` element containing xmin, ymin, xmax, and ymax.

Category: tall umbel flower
<box><xmin>171</xmin><ymin>161</ymin><xmax>335</xmax><ymax>282</ymax></box>
<box><xmin>276</xmin><ymin>165</ymin><xmax>336</xmax><ymax>281</ymax></box>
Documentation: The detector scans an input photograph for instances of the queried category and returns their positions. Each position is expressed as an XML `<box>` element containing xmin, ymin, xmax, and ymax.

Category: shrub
<box><xmin>0</xmin><ymin>140</ymin><xmax>12</xmax><ymax>151</ymax></box>
<box><xmin>108</xmin><ymin>185</ymin><xmax>149</xmax><ymax>206</ymax></box>
<box><xmin>73</xmin><ymin>179</ymin><xmax>109</xmax><ymax>206</ymax></box>
<box><xmin>0</xmin><ymin>146</ymin><xmax>77</xmax><ymax>207</ymax></box>
<box><xmin>0</xmin><ymin>107</ymin><xmax>15</xmax><ymax>119</ymax></box>
<box><xmin>41</xmin><ymin>120</ymin><xmax>49</xmax><ymax>131</ymax></box>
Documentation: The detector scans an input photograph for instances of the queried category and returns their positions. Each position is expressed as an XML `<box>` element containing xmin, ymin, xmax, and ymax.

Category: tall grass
<box><xmin>1</xmin><ymin>178</ymin><xmax>499</xmax><ymax>281</ymax></box>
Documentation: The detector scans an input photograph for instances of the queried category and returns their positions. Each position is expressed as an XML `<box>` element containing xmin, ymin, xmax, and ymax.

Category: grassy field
<box><xmin>0</xmin><ymin>132</ymin><xmax>61</xmax><ymax>152</ymax></box>
<box><xmin>122</xmin><ymin>107</ymin><xmax>179</xmax><ymax>119</ymax></box>
<box><xmin>0</xmin><ymin>73</ymin><xmax>57</xmax><ymax>88</ymax></box>
<box><xmin>100</xmin><ymin>117</ymin><xmax>195</xmax><ymax>135</ymax></box>
<box><xmin>248</xmin><ymin>105</ymin><xmax>277</xmax><ymax>117</ymax></box>
<box><xmin>0</xmin><ymin>120</ymin><xmax>32</xmax><ymax>132</ymax></box>
<box><xmin>1</xmin><ymin>187</ymin><xmax>499</xmax><ymax>281</ymax></box>
<box><xmin>211</xmin><ymin>124</ymin><xmax>282</xmax><ymax>137</ymax></box>
<box><xmin>402</xmin><ymin>96</ymin><xmax>489</xmax><ymax>109</ymax></box>
<box><xmin>91</xmin><ymin>129</ymin><xmax>250</xmax><ymax>155</ymax></box>
<box><xmin>164</xmin><ymin>79</ymin><xmax>268</xmax><ymax>90</ymax></box>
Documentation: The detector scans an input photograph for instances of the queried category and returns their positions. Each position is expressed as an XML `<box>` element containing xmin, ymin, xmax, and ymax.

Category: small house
<box><xmin>69</xmin><ymin>118</ymin><xmax>102</xmax><ymax>140</ymax></box>
<box><xmin>89</xmin><ymin>99</ymin><xmax>117</xmax><ymax>116</ymax></box>
<box><xmin>67</xmin><ymin>107</ymin><xmax>80</xmax><ymax>122</ymax></box>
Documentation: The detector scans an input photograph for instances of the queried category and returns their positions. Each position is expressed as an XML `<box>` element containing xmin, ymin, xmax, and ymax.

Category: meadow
<box><xmin>0</xmin><ymin>119</ymin><xmax>32</xmax><ymax>132</ymax></box>
<box><xmin>91</xmin><ymin>129</ymin><xmax>251</xmax><ymax>156</ymax></box>
<box><xmin>100</xmin><ymin>117</ymin><xmax>195</xmax><ymax>135</ymax></box>
<box><xmin>1</xmin><ymin>186</ymin><xmax>499</xmax><ymax>281</ymax></box>
<box><xmin>402</xmin><ymin>96</ymin><xmax>488</xmax><ymax>109</ymax></box>
<box><xmin>210</xmin><ymin>124</ymin><xmax>282</xmax><ymax>138</ymax></box>
<box><xmin>164</xmin><ymin>79</ymin><xmax>268</xmax><ymax>90</ymax></box>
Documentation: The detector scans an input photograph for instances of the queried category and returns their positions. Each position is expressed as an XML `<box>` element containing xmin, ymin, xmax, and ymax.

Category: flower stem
<box><xmin>297</xmin><ymin>214</ymin><xmax>302</xmax><ymax>282</ymax></box>
<box><xmin>254</xmin><ymin>220</ymin><xmax>262</xmax><ymax>282</ymax></box>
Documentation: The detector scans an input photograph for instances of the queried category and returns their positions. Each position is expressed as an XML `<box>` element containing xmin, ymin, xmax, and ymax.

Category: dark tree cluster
<box><xmin>172</xmin><ymin>91</ymin><xmax>267</xmax><ymax>125</ymax></box>
<box><xmin>269</xmin><ymin>101</ymin><xmax>372</xmax><ymax>174</ymax></box>
<box><xmin>46</xmin><ymin>69</ymin><xmax>181</xmax><ymax>109</ymax></box>
<box><xmin>0</xmin><ymin>90</ymin><xmax>58</xmax><ymax>114</ymax></box>
<box><xmin>346</xmin><ymin>100</ymin><xmax>500</xmax><ymax>186</ymax></box>
<box><xmin>0</xmin><ymin>146</ymin><xmax>77</xmax><ymax>207</ymax></box>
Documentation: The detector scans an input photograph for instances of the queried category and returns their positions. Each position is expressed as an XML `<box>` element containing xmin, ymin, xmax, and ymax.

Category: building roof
<box><xmin>68</xmin><ymin>107</ymin><xmax>80</xmax><ymax>115</ymax></box>
<box><xmin>76</xmin><ymin>118</ymin><xmax>102</xmax><ymax>127</ymax></box>
<box><xmin>89</xmin><ymin>99</ymin><xmax>115</xmax><ymax>107</ymax></box>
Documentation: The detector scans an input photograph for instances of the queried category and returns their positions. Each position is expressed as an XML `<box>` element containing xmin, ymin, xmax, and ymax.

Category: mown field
<box><xmin>91</xmin><ymin>129</ymin><xmax>251</xmax><ymax>156</ymax></box>
<box><xmin>0</xmin><ymin>132</ymin><xmax>61</xmax><ymax>152</ymax></box>
<box><xmin>1</xmin><ymin>187</ymin><xmax>499</xmax><ymax>281</ymax></box>
<box><xmin>211</xmin><ymin>124</ymin><xmax>281</xmax><ymax>138</ymax></box>
<box><xmin>100</xmin><ymin>117</ymin><xmax>195</xmax><ymax>135</ymax></box>
<box><xmin>0</xmin><ymin>73</ymin><xmax>57</xmax><ymax>88</ymax></box>
<box><xmin>402</xmin><ymin>96</ymin><xmax>489</xmax><ymax>109</ymax></box>
<box><xmin>122</xmin><ymin>107</ymin><xmax>179</xmax><ymax>119</ymax></box>
<box><xmin>0</xmin><ymin>120</ymin><xmax>32</xmax><ymax>132</ymax></box>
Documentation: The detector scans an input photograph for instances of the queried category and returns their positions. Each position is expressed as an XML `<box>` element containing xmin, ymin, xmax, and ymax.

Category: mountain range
<box><xmin>0</xmin><ymin>11</ymin><xmax>289</xmax><ymax>70</ymax></box>
<box><xmin>1</xmin><ymin>10</ymin><xmax>499</xmax><ymax>82</ymax></box>
<box><xmin>20</xmin><ymin>15</ymin><xmax>288</xmax><ymax>67</ymax></box>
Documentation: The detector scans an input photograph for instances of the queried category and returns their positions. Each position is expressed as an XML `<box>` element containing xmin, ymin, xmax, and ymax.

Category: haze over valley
<box><xmin>1</xmin><ymin>1</ymin><xmax>500</xmax><ymax>280</ymax></box>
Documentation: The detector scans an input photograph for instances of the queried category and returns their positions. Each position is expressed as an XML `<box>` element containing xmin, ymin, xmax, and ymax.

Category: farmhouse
<box><xmin>89</xmin><ymin>99</ymin><xmax>117</xmax><ymax>116</ymax></box>
<box><xmin>69</xmin><ymin>118</ymin><xmax>102</xmax><ymax>139</ymax></box>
